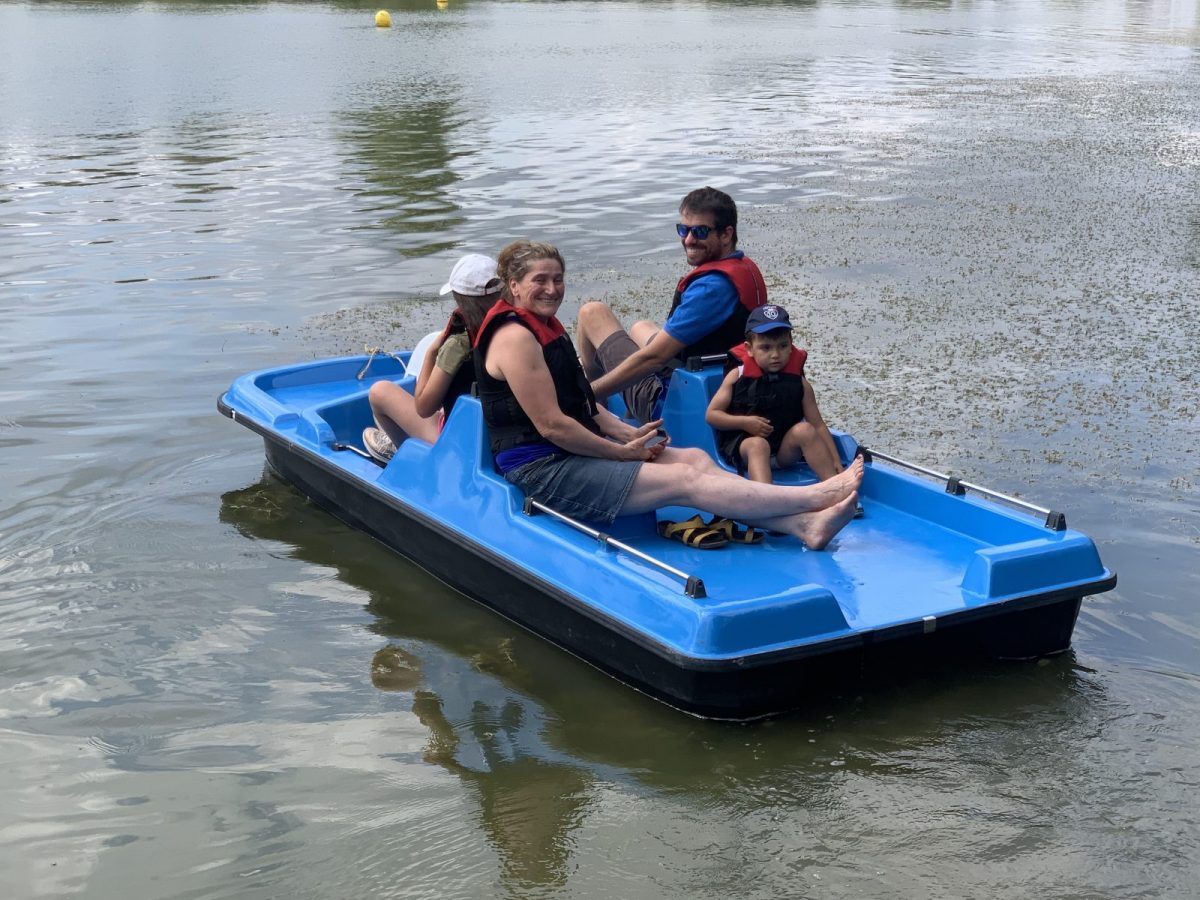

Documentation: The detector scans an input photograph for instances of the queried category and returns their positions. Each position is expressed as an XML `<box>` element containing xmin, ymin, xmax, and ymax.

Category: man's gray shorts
<box><xmin>593</xmin><ymin>330</ymin><xmax>669</xmax><ymax>424</ymax></box>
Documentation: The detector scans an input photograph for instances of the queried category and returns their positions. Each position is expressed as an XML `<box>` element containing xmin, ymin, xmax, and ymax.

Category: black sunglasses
<box><xmin>676</xmin><ymin>223</ymin><xmax>721</xmax><ymax>240</ymax></box>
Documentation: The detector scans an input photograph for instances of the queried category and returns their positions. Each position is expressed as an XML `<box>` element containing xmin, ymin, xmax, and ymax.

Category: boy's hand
<box><xmin>744</xmin><ymin>416</ymin><xmax>774</xmax><ymax>438</ymax></box>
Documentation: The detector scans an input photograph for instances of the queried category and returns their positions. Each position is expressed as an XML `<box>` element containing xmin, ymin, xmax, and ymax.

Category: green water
<box><xmin>2</xmin><ymin>1</ymin><xmax>1197</xmax><ymax>897</ymax></box>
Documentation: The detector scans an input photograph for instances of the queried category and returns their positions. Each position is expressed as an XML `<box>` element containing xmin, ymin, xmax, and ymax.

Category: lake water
<box><xmin>2</xmin><ymin>1</ymin><xmax>1198</xmax><ymax>897</ymax></box>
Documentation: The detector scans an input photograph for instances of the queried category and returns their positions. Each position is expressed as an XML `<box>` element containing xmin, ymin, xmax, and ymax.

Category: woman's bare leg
<box><xmin>760</xmin><ymin>491</ymin><xmax>859</xmax><ymax>549</ymax></box>
<box><xmin>368</xmin><ymin>381</ymin><xmax>440</xmax><ymax>446</ymax></box>
<box><xmin>655</xmin><ymin>445</ymin><xmax>726</xmax><ymax>474</ymax></box>
<box><xmin>622</xmin><ymin>455</ymin><xmax>863</xmax><ymax>520</ymax></box>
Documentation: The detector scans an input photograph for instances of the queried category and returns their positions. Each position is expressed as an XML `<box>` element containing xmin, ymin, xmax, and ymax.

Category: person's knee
<box><xmin>629</xmin><ymin>320</ymin><xmax>660</xmax><ymax>347</ymax></box>
<box><xmin>741</xmin><ymin>436</ymin><xmax>770</xmax><ymax>454</ymax></box>
<box><xmin>677</xmin><ymin>447</ymin><xmax>716</xmax><ymax>473</ymax></box>
<box><xmin>740</xmin><ymin>436</ymin><xmax>770</xmax><ymax>463</ymax></box>
<box><xmin>578</xmin><ymin>301</ymin><xmax>620</xmax><ymax>336</ymax></box>
<box><xmin>368</xmin><ymin>380</ymin><xmax>393</xmax><ymax>406</ymax></box>
<box><xmin>788</xmin><ymin>421</ymin><xmax>816</xmax><ymax>443</ymax></box>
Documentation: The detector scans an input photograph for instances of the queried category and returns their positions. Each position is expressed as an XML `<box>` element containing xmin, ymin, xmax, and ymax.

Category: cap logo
<box><xmin>763</xmin><ymin>306</ymin><xmax>780</xmax><ymax>320</ymax></box>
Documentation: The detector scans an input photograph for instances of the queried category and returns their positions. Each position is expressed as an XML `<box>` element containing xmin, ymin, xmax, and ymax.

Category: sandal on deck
<box><xmin>706</xmin><ymin>516</ymin><xmax>765</xmax><ymax>545</ymax></box>
<box><xmin>657</xmin><ymin>515</ymin><xmax>728</xmax><ymax>550</ymax></box>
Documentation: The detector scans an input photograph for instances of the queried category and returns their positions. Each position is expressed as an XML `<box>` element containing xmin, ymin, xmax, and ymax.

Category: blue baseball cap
<box><xmin>746</xmin><ymin>304</ymin><xmax>792</xmax><ymax>333</ymax></box>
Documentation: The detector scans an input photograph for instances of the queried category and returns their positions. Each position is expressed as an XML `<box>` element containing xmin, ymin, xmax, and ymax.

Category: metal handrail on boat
<box><xmin>332</xmin><ymin>440</ymin><xmax>707</xmax><ymax>594</ymax></box>
<box><xmin>684</xmin><ymin>353</ymin><xmax>729</xmax><ymax>372</ymax></box>
<box><xmin>860</xmin><ymin>447</ymin><xmax>1067</xmax><ymax>531</ymax></box>
<box><xmin>678</xmin><ymin>354</ymin><xmax>1069</xmax><ymax>532</ymax></box>
<box><xmin>522</xmin><ymin>498</ymin><xmax>707</xmax><ymax>598</ymax></box>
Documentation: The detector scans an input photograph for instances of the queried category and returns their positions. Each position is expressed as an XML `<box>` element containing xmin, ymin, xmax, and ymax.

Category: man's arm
<box><xmin>589</xmin><ymin>328</ymin><xmax>684</xmax><ymax>401</ymax></box>
<box><xmin>590</xmin><ymin>268</ymin><xmax>739</xmax><ymax>399</ymax></box>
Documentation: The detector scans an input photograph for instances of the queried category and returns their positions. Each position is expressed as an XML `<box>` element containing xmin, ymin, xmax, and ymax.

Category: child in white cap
<box><xmin>363</xmin><ymin>254</ymin><xmax>502</xmax><ymax>462</ymax></box>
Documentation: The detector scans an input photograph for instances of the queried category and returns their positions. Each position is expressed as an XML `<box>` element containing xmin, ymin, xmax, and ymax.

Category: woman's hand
<box><xmin>623</xmin><ymin>421</ymin><xmax>669</xmax><ymax>460</ymax></box>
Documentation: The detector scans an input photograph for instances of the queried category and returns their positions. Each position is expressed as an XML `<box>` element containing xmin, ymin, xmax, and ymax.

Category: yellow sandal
<box><xmin>706</xmin><ymin>516</ymin><xmax>765</xmax><ymax>545</ymax></box>
<box><xmin>657</xmin><ymin>515</ymin><xmax>729</xmax><ymax>550</ymax></box>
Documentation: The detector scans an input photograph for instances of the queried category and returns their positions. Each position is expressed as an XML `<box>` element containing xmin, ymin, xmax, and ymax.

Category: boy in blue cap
<box><xmin>705</xmin><ymin>304</ymin><xmax>844</xmax><ymax>486</ymax></box>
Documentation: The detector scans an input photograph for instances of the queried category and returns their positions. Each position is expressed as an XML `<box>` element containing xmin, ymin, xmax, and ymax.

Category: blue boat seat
<box><xmin>312</xmin><ymin>391</ymin><xmax>374</xmax><ymax>446</ymax></box>
<box><xmin>659</xmin><ymin>365</ymin><xmax>730</xmax><ymax>464</ymax></box>
<box><xmin>384</xmin><ymin>395</ymin><xmax>656</xmax><ymax>533</ymax></box>
<box><xmin>660</xmin><ymin>364</ymin><xmax>861</xmax><ymax>478</ymax></box>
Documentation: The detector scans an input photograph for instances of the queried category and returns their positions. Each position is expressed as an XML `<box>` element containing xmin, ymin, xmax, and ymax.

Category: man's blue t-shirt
<box><xmin>661</xmin><ymin>251</ymin><xmax>744</xmax><ymax>348</ymax></box>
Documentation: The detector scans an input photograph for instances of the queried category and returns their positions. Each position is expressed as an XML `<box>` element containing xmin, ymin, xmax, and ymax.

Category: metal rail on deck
<box><xmin>523</xmin><ymin>498</ymin><xmax>707</xmax><ymax>598</ymax></box>
<box><xmin>333</xmin><ymin>441</ymin><xmax>706</xmax><ymax>593</ymax></box>
<box><xmin>860</xmin><ymin>447</ymin><xmax>1067</xmax><ymax>531</ymax></box>
<box><xmin>332</xmin><ymin>442</ymin><xmax>380</xmax><ymax>463</ymax></box>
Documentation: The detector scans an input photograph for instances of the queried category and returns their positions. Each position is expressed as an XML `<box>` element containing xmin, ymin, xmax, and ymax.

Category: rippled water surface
<box><xmin>2</xmin><ymin>1</ymin><xmax>1198</xmax><ymax>897</ymax></box>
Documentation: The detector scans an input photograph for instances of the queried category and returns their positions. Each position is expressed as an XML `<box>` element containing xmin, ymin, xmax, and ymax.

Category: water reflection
<box><xmin>218</xmin><ymin>473</ymin><xmax>1102</xmax><ymax>766</ymax></box>
<box><xmin>337</xmin><ymin>92</ymin><xmax>466</xmax><ymax>256</ymax></box>
<box><xmin>220</xmin><ymin>475</ymin><xmax>598</xmax><ymax>887</ymax></box>
<box><xmin>374</xmin><ymin>648</ymin><xmax>593</xmax><ymax>888</ymax></box>
<box><xmin>210</xmin><ymin>465</ymin><xmax>1200</xmax><ymax>895</ymax></box>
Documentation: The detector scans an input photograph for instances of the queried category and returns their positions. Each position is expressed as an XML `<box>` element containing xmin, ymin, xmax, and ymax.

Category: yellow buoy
<box><xmin>375</xmin><ymin>10</ymin><xmax>392</xmax><ymax>27</ymax></box>
<box><xmin>436</xmin><ymin>0</ymin><xmax>448</xmax><ymax>7</ymax></box>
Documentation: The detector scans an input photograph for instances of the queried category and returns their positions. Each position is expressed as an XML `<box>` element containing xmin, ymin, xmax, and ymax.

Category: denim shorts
<box><xmin>504</xmin><ymin>452</ymin><xmax>643</xmax><ymax>525</ymax></box>
<box><xmin>593</xmin><ymin>331</ymin><xmax>670</xmax><ymax>425</ymax></box>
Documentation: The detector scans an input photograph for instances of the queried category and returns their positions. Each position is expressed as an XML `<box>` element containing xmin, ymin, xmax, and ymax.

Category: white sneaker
<box><xmin>362</xmin><ymin>427</ymin><xmax>396</xmax><ymax>463</ymax></box>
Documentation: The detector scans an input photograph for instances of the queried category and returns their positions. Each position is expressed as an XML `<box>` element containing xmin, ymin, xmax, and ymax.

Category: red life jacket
<box><xmin>722</xmin><ymin>342</ymin><xmax>809</xmax><ymax>454</ymax></box>
<box><xmin>473</xmin><ymin>297</ymin><xmax>565</xmax><ymax>348</ymax></box>
<box><xmin>728</xmin><ymin>341</ymin><xmax>807</xmax><ymax>378</ymax></box>
<box><xmin>473</xmin><ymin>298</ymin><xmax>600</xmax><ymax>453</ymax></box>
<box><xmin>668</xmin><ymin>253</ymin><xmax>769</xmax><ymax>362</ymax></box>
<box><xmin>429</xmin><ymin>309</ymin><xmax>476</xmax><ymax>426</ymax></box>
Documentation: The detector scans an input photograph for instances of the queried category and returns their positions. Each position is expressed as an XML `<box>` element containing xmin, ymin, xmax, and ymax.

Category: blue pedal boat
<box><xmin>218</xmin><ymin>350</ymin><xmax>1116</xmax><ymax>719</ymax></box>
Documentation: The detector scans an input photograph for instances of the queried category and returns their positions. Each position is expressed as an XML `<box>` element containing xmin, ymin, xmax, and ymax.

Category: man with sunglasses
<box><xmin>577</xmin><ymin>186</ymin><xmax>768</xmax><ymax>424</ymax></box>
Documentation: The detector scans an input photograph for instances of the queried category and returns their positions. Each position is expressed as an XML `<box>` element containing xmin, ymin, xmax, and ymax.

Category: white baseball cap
<box><xmin>439</xmin><ymin>253</ymin><xmax>501</xmax><ymax>297</ymax></box>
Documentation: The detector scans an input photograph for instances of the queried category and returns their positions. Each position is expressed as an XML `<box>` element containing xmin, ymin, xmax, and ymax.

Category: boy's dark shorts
<box><xmin>594</xmin><ymin>330</ymin><xmax>669</xmax><ymax>424</ymax></box>
<box><xmin>719</xmin><ymin>430</ymin><xmax>806</xmax><ymax>473</ymax></box>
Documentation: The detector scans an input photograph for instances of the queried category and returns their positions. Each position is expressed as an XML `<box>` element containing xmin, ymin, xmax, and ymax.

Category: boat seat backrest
<box><xmin>659</xmin><ymin>365</ymin><xmax>728</xmax><ymax>463</ymax></box>
<box><xmin>405</xmin><ymin>331</ymin><xmax>442</xmax><ymax>378</ymax></box>
<box><xmin>377</xmin><ymin>393</ymin><xmax>517</xmax><ymax>512</ymax></box>
<box><xmin>309</xmin><ymin>392</ymin><xmax>374</xmax><ymax>446</ymax></box>
<box><xmin>435</xmin><ymin>394</ymin><xmax>493</xmax><ymax>476</ymax></box>
<box><xmin>660</xmin><ymin>363</ymin><xmax>859</xmax><ymax>476</ymax></box>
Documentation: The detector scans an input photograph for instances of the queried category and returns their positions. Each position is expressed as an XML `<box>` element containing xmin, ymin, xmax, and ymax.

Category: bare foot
<box><xmin>792</xmin><ymin>491</ymin><xmax>859</xmax><ymax>550</ymax></box>
<box><xmin>806</xmin><ymin>455</ymin><xmax>864</xmax><ymax>508</ymax></box>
